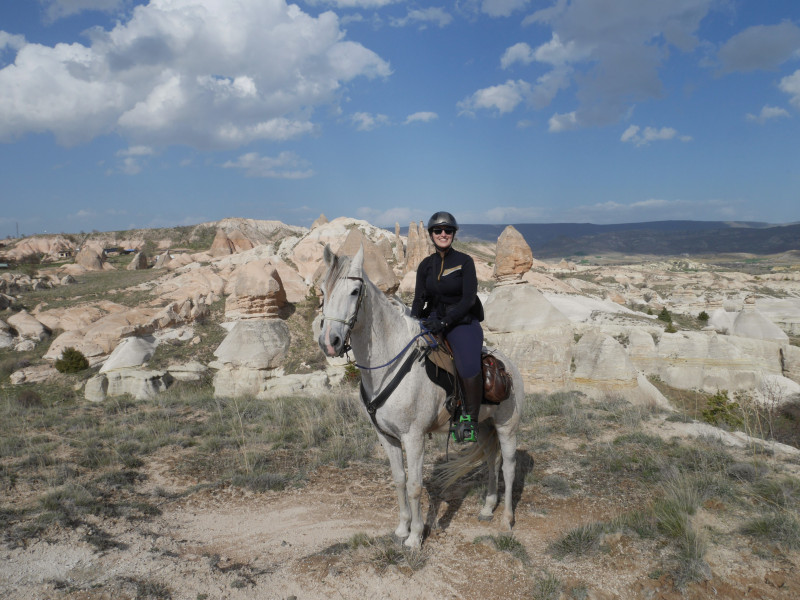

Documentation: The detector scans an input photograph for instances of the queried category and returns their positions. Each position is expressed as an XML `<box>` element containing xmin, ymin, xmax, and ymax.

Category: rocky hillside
<box><xmin>2</xmin><ymin>215</ymin><xmax>800</xmax><ymax>597</ymax></box>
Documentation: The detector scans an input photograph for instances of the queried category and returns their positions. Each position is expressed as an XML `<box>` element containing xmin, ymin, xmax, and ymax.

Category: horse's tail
<box><xmin>433</xmin><ymin>425</ymin><xmax>499</xmax><ymax>491</ymax></box>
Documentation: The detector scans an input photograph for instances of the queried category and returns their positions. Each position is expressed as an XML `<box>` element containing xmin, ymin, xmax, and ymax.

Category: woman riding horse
<box><xmin>411</xmin><ymin>211</ymin><xmax>484</xmax><ymax>443</ymax></box>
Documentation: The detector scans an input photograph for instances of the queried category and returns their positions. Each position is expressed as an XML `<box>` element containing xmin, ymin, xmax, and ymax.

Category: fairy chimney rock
<box><xmin>494</xmin><ymin>225</ymin><xmax>533</xmax><ymax>282</ymax></box>
<box><xmin>75</xmin><ymin>246</ymin><xmax>104</xmax><ymax>271</ymax></box>
<box><xmin>404</xmin><ymin>221</ymin><xmax>431</xmax><ymax>274</ymax></box>
<box><xmin>336</xmin><ymin>229</ymin><xmax>399</xmax><ymax>294</ymax></box>
<box><xmin>225</xmin><ymin>260</ymin><xmax>287</xmax><ymax>320</ymax></box>
<box><xmin>311</xmin><ymin>214</ymin><xmax>329</xmax><ymax>229</ymax></box>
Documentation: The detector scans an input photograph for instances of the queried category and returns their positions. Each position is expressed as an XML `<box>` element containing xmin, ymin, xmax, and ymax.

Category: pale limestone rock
<box><xmin>484</xmin><ymin>284</ymin><xmax>569</xmax><ymax>333</ymax></box>
<box><xmin>5</xmin><ymin>235</ymin><xmax>75</xmax><ymax>261</ymax></box>
<box><xmin>167</xmin><ymin>361</ymin><xmax>208</xmax><ymax>382</ymax></box>
<box><xmin>630</xmin><ymin>330</ymin><xmax>786</xmax><ymax>393</ymax></box>
<box><xmin>60</xmin><ymin>274</ymin><xmax>77</xmax><ymax>285</ymax></box>
<box><xmin>225</xmin><ymin>263</ymin><xmax>287</xmax><ymax>320</ymax></box>
<box><xmin>493</xmin><ymin>226</ymin><xmax>533</xmax><ymax>281</ymax></box>
<box><xmin>394</xmin><ymin>222</ymin><xmax>405</xmax><ymax>263</ymax></box>
<box><xmin>730</xmin><ymin>305</ymin><xmax>788</xmax><ymax>342</ymax></box>
<box><xmin>85</xmin><ymin>374</ymin><xmax>108</xmax><ymax>402</ymax></box>
<box><xmin>311</xmin><ymin>214</ymin><xmax>329</xmax><ymax>229</ymax></box>
<box><xmin>213</xmin><ymin>319</ymin><xmax>290</xmax><ymax>370</ymax></box>
<box><xmin>153</xmin><ymin>267</ymin><xmax>226</xmax><ymax>303</ymax></box>
<box><xmin>257</xmin><ymin>372</ymin><xmax>330</xmax><ymax>398</ymax></box>
<box><xmin>75</xmin><ymin>246</ymin><xmax>104</xmax><ymax>270</ymax></box>
<box><xmin>334</xmin><ymin>229</ymin><xmax>399</xmax><ymax>294</ymax></box>
<box><xmin>572</xmin><ymin>331</ymin><xmax>638</xmax><ymax>392</ymax></box>
<box><xmin>14</xmin><ymin>339</ymin><xmax>36</xmax><ymax>352</ymax></box>
<box><xmin>399</xmin><ymin>271</ymin><xmax>417</xmax><ymax>294</ymax></box>
<box><xmin>153</xmin><ymin>251</ymin><xmax>172</xmax><ymax>269</ymax></box>
<box><xmin>7</xmin><ymin>310</ymin><xmax>49</xmax><ymax>341</ymax></box>
<box><xmin>127</xmin><ymin>252</ymin><xmax>149</xmax><ymax>270</ymax></box>
<box><xmin>10</xmin><ymin>364</ymin><xmax>59</xmax><ymax>385</ymax></box>
<box><xmin>100</xmin><ymin>336</ymin><xmax>158</xmax><ymax>373</ymax></box>
<box><xmin>0</xmin><ymin>320</ymin><xmax>13</xmax><ymax>349</ymax></box>
<box><xmin>404</xmin><ymin>221</ymin><xmax>432</xmax><ymax>274</ymax></box>
<box><xmin>45</xmin><ymin>330</ymin><xmax>106</xmax><ymax>361</ymax></box>
<box><xmin>213</xmin><ymin>366</ymin><xmax>273</xmax><ymax>398</ymax></box>
<box><xmin>104</xmin><ymin>369</ymin><xmax>173</xmax><ymax>400</ymax></box>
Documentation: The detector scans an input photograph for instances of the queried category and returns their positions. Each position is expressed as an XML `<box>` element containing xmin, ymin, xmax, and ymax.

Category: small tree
<box><xmin>657</xmin><ymin>307</ymin><xmax>672</xmax><ymax>323</ymax></box>
<box><xmin>698</xmin><ymin>311</ymin><xmax>709</xmax><ymax>323</ymax></box>
<box><xmin>55</xmin><ymin>347</ymin><xmax>89</xmax><ymax>374</ymax></box>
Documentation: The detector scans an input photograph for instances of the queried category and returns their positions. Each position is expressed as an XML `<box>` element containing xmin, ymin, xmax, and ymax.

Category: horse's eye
<box><xmin>351</xmin><ymin>287</ymin><xmax>360</xmax><ymax>296</ymax></box>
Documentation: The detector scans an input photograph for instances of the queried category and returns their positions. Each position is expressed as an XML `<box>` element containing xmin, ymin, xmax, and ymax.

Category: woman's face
<box><xmin>430</xmin><ymin>226</ymin><xmax>455</xmax><ymax>251</ymax></box>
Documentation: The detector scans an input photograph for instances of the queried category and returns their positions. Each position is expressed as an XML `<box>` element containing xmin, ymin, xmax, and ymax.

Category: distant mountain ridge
<box><xmin>448</xmin><ymin>220</ymin><xmax>800</xmax><ymax>258</ymax></box>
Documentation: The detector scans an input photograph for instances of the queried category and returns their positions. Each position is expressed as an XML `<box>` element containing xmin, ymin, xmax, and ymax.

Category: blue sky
<box><xmin>1</xmin><ymin>0</ymin><xmax>799</xmax><ymax>238</ymax></box>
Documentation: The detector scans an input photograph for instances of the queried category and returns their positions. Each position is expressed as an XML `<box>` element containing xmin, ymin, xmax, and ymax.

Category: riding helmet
<box><xmin>426</xmin><ymin>211</ymin><xmax>459</xmax><ymax>232</ymax></box>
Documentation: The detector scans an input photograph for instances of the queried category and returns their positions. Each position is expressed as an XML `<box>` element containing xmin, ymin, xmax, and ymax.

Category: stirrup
<box><xmin>450</xmin><ymin>415</ymin><xmax>477</xmax><ymax>443</ymax></box>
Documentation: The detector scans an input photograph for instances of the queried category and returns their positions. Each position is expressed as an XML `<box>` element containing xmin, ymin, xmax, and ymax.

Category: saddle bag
<box><xmin>482</xmin><ymin>353</ymin><xmax>512</xmax><ymax>404</ymax></box>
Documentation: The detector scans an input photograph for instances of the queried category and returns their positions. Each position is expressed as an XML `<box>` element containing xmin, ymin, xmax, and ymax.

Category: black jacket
<box><xmin>410</xmin><ymin>247</ymin><xmax>483</xmax><ymax>326</ymax></box>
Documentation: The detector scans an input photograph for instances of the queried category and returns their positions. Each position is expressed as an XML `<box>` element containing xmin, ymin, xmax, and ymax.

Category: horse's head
<box><xmin>318</xmin><ymin>244</ymin><xmax>366</xmax><ymax>357</ymax></box>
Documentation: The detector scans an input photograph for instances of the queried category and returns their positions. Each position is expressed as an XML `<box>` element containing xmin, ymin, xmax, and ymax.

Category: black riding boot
<box><xmin>452</xmin><ymin>373</ymin><xmax>482</xmax><ymax>443</ymax></box>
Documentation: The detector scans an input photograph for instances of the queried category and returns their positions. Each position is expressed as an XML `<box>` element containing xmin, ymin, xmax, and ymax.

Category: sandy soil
<box><xmin>3</xmin><ymin>437</ymin><xmax>800</xmax><ymax>600</ymax></box>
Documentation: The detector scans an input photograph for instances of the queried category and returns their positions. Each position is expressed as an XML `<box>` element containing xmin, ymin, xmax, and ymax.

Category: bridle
<box><xmin>321</xmin><ymin>275</ymin><xmax>366</xmax><ymax>357</ymax></box>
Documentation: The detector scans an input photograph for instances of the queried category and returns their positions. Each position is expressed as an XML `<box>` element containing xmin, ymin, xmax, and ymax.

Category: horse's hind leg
<box><xmin>377</xmin><ymin>433</ymin><xmax>411</xmax><ymax>541</ymax></box>
<box><xmin>479</xmin><ymin>425</ymin><xmax>500</xmax><ymax>521</ymax></box>
<box><xmin>497</xmin><ymin>429</ymin><xmax>517</xmax><ymax>530</ymax></box>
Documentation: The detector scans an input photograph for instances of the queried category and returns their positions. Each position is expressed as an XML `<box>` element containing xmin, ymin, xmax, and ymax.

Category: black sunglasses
<box><xmin>431</xmin><ymin>227</ymin><xmax>455</xmax><ymax>235</ymax></box>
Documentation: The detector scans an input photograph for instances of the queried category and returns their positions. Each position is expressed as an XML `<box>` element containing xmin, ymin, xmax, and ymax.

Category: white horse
<box><xmin>317</xmin><ymin>244</ymin><xmax>522</xmax><ymax>548</ymax></box>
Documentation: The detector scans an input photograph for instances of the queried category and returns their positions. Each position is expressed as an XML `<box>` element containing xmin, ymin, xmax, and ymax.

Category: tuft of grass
<box><xmin>475</xmin><ymin>532</ymin><xmax>530</xmax><ymax>563</ymax></box>
<box><xmin>530</xmin><ymin>571</ymin><xmax>562</xmax><ymax>600</ymax></box>
<box><xmin>741</xmin><ymin>512</ymin><xmax>800</xmax><ymax>549</ymax></box>
<box><xmin>541</xmin><ymin>474</ymin><xmax>572</xmax><ymax>497</ymax></box>
<box><xmin>548</xmin><ymin>522</ymin><xmax>605</xmax><ymax>559</ymax></box>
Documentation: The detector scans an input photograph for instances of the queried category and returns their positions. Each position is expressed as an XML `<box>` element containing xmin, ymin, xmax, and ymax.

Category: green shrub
<box><xmin>698</xmin><ymin>311</ymin><xmax>709</xmax><ymax>323</ymax></box>
<box><xmin>54</xmin><ymin>347</ymin><xmax>89</xmax><ymax>374</ymax></box>
<box><xmin>702</xmin><ymin>391</ymin><xmax>743</xmax><ymax>428</ymax></box>
<box><xmin>658</xmin><ymin>307</ymin><xmax>672</xmax><ymax>323</ymax></box>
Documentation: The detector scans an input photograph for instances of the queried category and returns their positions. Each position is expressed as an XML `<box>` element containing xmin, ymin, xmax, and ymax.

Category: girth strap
<box><xmin>359</xmin><ymin>346</ymin><xmax>428</xmax><ymax>442</ymax></box>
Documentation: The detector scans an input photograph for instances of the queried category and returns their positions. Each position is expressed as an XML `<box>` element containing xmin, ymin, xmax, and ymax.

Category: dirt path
<box><xmin>3</xmin><ymin>456</ymin><xmax>799</xmax><ymax>599</ymax></box>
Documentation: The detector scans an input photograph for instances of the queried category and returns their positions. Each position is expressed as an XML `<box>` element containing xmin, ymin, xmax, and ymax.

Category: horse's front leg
<box><xmin>402</xmin><ymin>432</ymin><xmax>426</xmax><ymax>548</ymax></box>
<box><xmin>480</xmin><ymin>425</ymin><xmax>500</xmax><ymax>521</ymax></box>
<box><xmin>377</xmin><ymin>432</ymin><xmax>411</xmax><ymax>540</ymax></box>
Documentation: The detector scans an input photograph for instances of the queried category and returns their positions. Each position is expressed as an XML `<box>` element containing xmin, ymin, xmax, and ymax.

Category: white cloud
<box><xmin>40</xmin><ymin>0</ymin><xmax>127</xmax><ymax>23</ymax></box>
<box><xmin>222</xmin><ymin>151</ymin><xmax>314</xmax><ymax>179</ymax></box>
<box><xmin>620</xmin><ymin>124</ymin><xmax>692</xmax><ymax>146</ymax></box>
<box><xmin>0</xmin><ymin>0</ymin><xmax>390</xmax><ymax>148</ymax></box>
<box><xmin>746</xmin><ymin>105</ymin><xmax>791</xmax><ymax>124</ymax></box>
<box><xmin>480</xmin><ymin>0</ymin><xmax>530</xmax><ymax>18</ymax></box>
<box><xmin>390</xmin><ymin>8</ymin><xmax>453</xmax><ymax>29</ymax></box>
<box><xmin>471</xmin><ymin>1</ymin><xmax>717</xmax><ymax>129</ymax></box>
<box><xmin>356</xmin><ymin>206</ymin><xmax>418</xmax><ymax>227</ymax></box>
<box><xmin>404</xmin><ymin>111</ymin><xmax>438</xmax><ymax>124</ymax></box>
<box><xmin>0</xmin><ymin>31</ymin><xmax>26</xmax><ymax>53</ymax></box>
<box><xmin>458</xmin><ymin>79</ymin><xmax>531</xmax><ymax>116</ymax></box>
<box><xmin>779</xmin><ymin>69</ymin><xmax>800</xmax><ymax>109</ymax></box>
<box><xmin>117</xmin><ymin>145</ymin><xmax>154</xmax><ymax>157</ymax></box>
<box><xmin>548</xmin><ymin>111</ymin><xmax>578</xmax><ymax>132</ymax></box>
<box><xmin>317</xmin><ymin>0</ymin><xmax>397</xmax><ymax>7</ymax></box>
<box><xmin>718</xmin><ymin>21</ymin><xmax>800</xmax><ymax>73</ymax></box>
<box><xmin>500</xmin><ymin>43</ymin><xmax>535</xmax><ymax>69</ymax></box>
<box><xmin>350</xmin><ymin>111</ymin><xmax>390</xmax><ymax>131</ymax></box>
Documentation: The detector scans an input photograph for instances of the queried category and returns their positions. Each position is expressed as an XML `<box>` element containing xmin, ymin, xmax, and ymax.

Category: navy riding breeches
<box><xmin>445</xmin><ymin>318</ymin><xmax>483</xmax><ymax>379</ymax></box>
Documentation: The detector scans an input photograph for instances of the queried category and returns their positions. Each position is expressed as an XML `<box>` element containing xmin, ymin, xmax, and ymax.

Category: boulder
<box><xmin>10</xmin><ymin>364</ymin><xmax>59</xmax><ymax>385</ymax></box>
<box><xmin>127</xmin><ymin>252</ymin><xmax>149</xmax><ymax>270</ymax></box>
<box><xmin>404</xmin><ymin>221</ymin><xmax>431</xmax><ymax>274</ymax></box>
<box><xmin>85</xmin><ymin>374</ymin><xmax>109</xmax><ymax>402</ymax></box>
<box><xmin>493</xmin><ymin>226</ymin><xmax>533</xmax><ymax>281</ymax></box>
<box><xmin>167</xmin><ymin>361</ymin><xmax>208</xmax><ymax>382</ymax></box>
<box><xmin>483</xmin><ymin>284</ymin><xmax>569</xmax><ymax>333</ymax></box>
<box><xmin>212</xmin><ymin>319</ymin><xmax>290</xmax><ymax>370</ymax></box>
<box><xmin>100</xmin><ymin>336</ymin><xmax>158</xmax><ymax>372</ymax></box>
<box><xmin>104</xmin><ymin>369</ymin><xmax>173</xmax><ymax>400</ymax></box>
<box><xmin>75</xmin><ymin>246</ymin><xmax>104</xmax><ymax>270</ymax></box>
<box><xmin>730</xmin><ymin>305</ymin><xmax>789</xmax><ymax>342</ymax></box>
<box><xmin>7</xmin><ymin>310</ymin><xmax>49</xmax><ymax>341</ymax></box>
<box><xmin>311</xmin><ymin>214</ymin><xmax>329</xmax><ymax>229</ymax></box>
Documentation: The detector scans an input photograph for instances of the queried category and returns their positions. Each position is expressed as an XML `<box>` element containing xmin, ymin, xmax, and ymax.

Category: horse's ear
<box><xmin>350</xmin><ymin>244</ymin><xmax>365</xmax><ymax>276</ymax></box>
<box><xmin>323</xmin><ymin>244</ymin><xmax>335</xmax><ymax>268</ymax></box>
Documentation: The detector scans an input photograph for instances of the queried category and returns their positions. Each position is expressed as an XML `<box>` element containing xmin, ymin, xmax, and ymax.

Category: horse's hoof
<box><xmin>478</xmin><ymin>513</ymin><xmax>494</xmax><ymax>522</ymax></box>
<box><xmin>403</xmin><ymin>535</ymin><xmax>422</xmax><ymax>549</ymax></box>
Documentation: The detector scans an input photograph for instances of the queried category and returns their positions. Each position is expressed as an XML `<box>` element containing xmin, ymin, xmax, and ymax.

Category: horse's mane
<box><xmin>321</xmin><ymin>253</ymin><xmax>352</xmax><ymax>296</ymax></box>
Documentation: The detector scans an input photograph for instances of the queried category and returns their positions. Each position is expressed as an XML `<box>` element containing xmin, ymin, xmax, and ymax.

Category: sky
<box><xmin>1</xmin><ymin>0</ymin><xmax>799</xmax><ymax>238</ymax></box>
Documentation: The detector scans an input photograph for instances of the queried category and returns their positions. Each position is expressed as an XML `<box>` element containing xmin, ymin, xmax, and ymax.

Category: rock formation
<box><xmin>493</xmin><ymin>225</ymin><xmax>533</xmax><ymax>282</ymax></box>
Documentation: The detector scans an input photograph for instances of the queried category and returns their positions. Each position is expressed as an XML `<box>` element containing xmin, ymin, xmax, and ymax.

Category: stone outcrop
<box><xmin>100</xmin><ymin>336</ymin><xmax>158</xmax><ymax>372</ymax></box>
<box><xmin>75</xmin><ymin>246</ymin><xmax>105</xmax><ymax>271</ymax></box>
<box><xmin>86</xmin><ymin>370</ymin><xmax>173</xmax><ymax>401</ymax></box>
<box><xmin>7</xmin><ymin>310</ymin><xmax>49</xmax><ymax>341</ymax></box>
<box><xmin>311</xmin><ymin>214</ymin><xmax>329</xmax><ymax>229</ymax></box>
<box><xmin>493</xmin><ymin>225</ymin><xmax>533</xmax><ymax>281</ymax></box>
<box><xmin>127</xmin><ymin>252</ymin><xmax>149</xmax><ymax>270</ymax></box>
<box><xmin>404</xmin><ymin>221</ymin><xmax>431</xmax><ymax>274</ymax></box>
<box><xmin>334</xmin><ymin>229</ymin><xmax>399</xmax><ymax>294</ymax></box>
<box><xmin>224</xmin><ymin>261</ymin><xmax>287</xmax><ymax>320</ymax></box>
